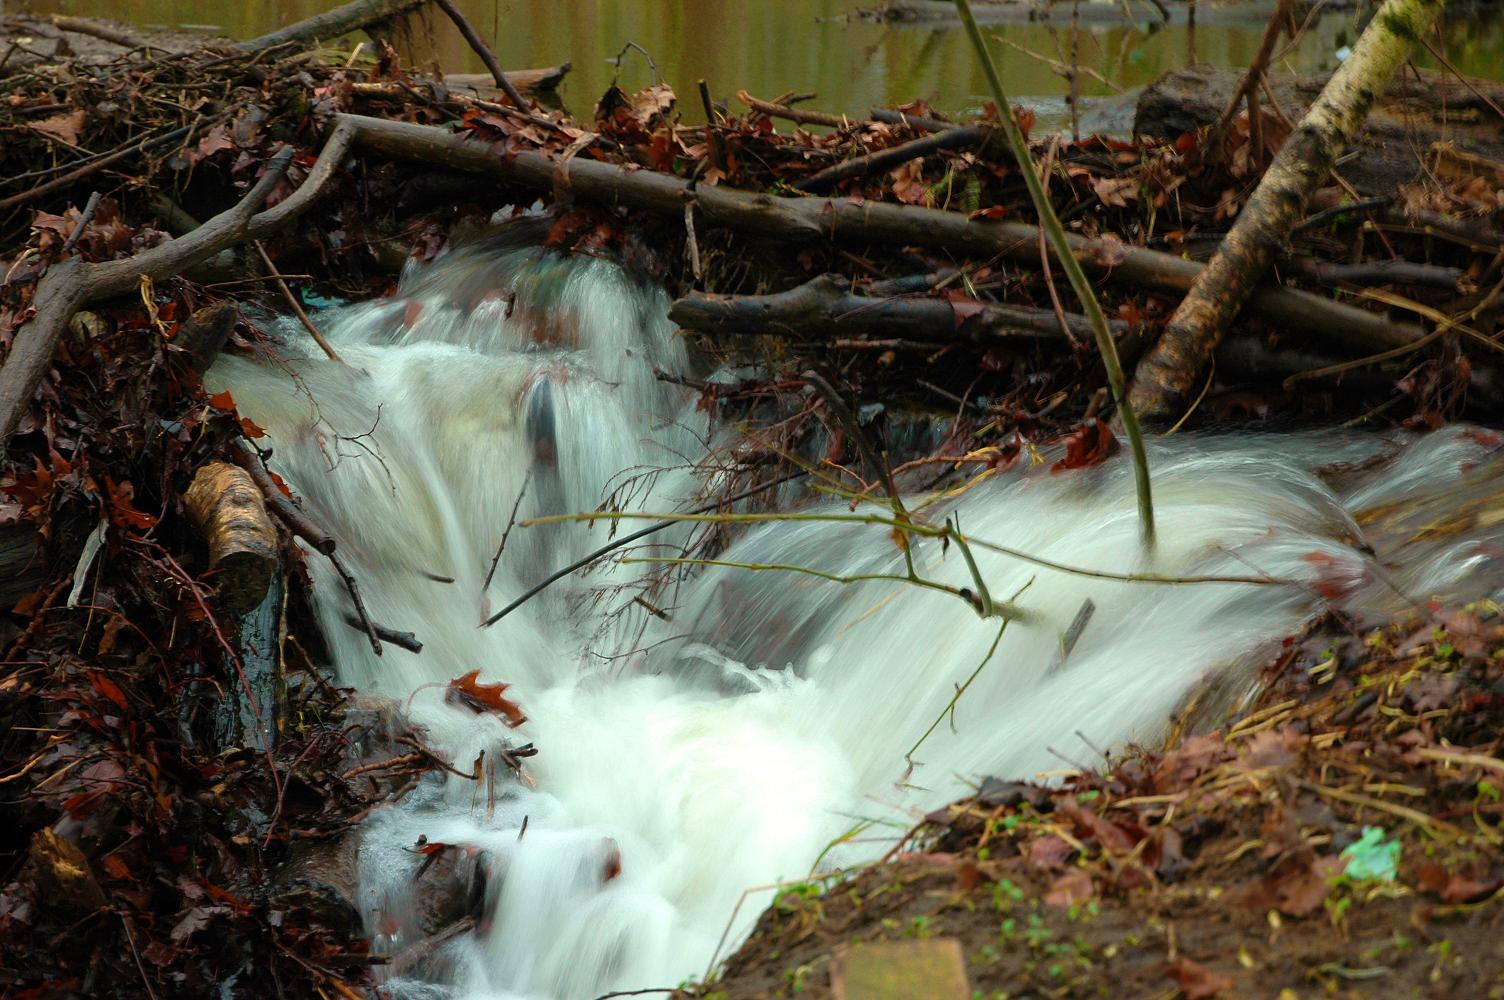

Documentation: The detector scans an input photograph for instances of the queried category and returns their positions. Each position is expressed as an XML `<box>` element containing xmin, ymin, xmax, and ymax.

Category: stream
<box><xmin>210</xmin><ymin>235</ymin><xmax>1504</xmax><ymax>999</ymax></box>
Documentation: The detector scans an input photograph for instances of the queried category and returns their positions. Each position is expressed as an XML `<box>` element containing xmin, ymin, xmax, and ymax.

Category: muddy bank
<box><xmin>689</xmin><ymin>598</ymin><xmax>1504</xmax><ymax>998</ymax></box>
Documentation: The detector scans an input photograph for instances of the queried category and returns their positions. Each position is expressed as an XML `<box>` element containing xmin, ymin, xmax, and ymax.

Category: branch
<box><xmin>794</xmin><ymin>126</ymin><xmax>992</xmax><ymax>192</ymax></box>
<box><xmin>670</xmin><ymin>274</ymin><xmax>1113</xmax><ymax>343</ymax></box>
<box><xmin>431</xmin><ymin>0</ymin><xmax>532</xmax><ymax>110</ymax></box>
<box><xmin>1</xmin><ymin>122</ymin><xmax>357</xmax><ymax>451</ymax></box>
<box><xmin>233</xmin><ymin>0</ymin><xmax>427</xmax><ymax>52</ymax></box>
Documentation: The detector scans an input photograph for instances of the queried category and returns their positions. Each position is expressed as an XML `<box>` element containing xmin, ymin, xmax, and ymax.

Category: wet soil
<box><xmin>691</xmin><ymin>605</ymin><xmax>1504</xmax><ymax>999</ymax></box>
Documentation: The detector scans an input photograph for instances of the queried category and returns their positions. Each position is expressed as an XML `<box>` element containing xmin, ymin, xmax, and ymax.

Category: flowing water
<box><xmin>211</xmin><ymin>239</ymin><xmax>1504</xmax><ymax>999</ymax></box>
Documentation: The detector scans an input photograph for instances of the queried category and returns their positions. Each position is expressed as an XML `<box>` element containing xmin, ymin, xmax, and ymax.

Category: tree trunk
<box><xmin>1130</xmin><ymin>0</ymin><xmax>1447</xmax><ymax>420</ymax></box>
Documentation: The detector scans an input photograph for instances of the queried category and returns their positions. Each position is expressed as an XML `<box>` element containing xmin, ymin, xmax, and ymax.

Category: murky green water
<box><xmin>22</xmin><ymin>0</ymin><xmax>1504</xmax><ymax>126</ymax></box>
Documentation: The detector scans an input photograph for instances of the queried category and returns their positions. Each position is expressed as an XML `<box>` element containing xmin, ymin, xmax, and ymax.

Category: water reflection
<box><xmin>23</xmin><ymin>0</ymin><xmax>1504</xmax><ymax>125</ymax></box>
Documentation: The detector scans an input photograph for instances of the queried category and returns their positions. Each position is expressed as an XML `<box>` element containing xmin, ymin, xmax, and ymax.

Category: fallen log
<box><xmin>216</xmin><ymin>569</ymin><xmax>286</xmax><ymax>752</ymax></box>
<box><xmin>670</xmin><ymin>273</ymin><xmax>1116</xmax><ymax>342</ymax></box>
<box><xmin>173</xmin><ymin>302</ymin><xmax>241</xmax><ymax>373</ymax></box>
<box><xmin>439</xmin><ymin>64</ymin><xmax>572</xmax><ymax>97</ymax></box>
<box><xmin>183</xmin><ymin>462</ymin><xmax>280</xmax><ymax>615</ymax></box>
<box><xmin>1131</xmin><ymin>0</ymin><xmax>1446</xmax><ymax>420</ymax></box>
<box><xmin>233</xmin><ymin>0</ymin><xmax>428</xmax><ymax>52</ymax></box>
<box><xmin>340</xmin><ymin>114</ymin><xmax>1423</xmax><ymax>357</ymax></box>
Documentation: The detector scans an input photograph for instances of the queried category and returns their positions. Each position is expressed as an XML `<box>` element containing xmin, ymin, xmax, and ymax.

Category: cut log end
<box><xmin>184</xmin><ymin>462</ymin><xmax>279</xmax><ymax>615</ymax></box>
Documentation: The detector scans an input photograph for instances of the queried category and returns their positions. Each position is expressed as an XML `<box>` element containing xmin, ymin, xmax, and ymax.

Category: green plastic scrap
<box><xmin>1340</xmin><ymin>826</ymin><xmax>1400</xmax><ymax>882</ymax></box>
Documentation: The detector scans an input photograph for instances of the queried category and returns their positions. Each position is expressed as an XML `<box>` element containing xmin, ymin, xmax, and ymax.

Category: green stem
<box><xmin>526</xmin><ymin>509</ymin><xmax>1285</xmax><ymax>586</ymax></box>
<box><xmin>622</xmin><ymin>555</ymin><xmax>1032</xmax><ymax>622</ymax></box>
<box><xmin>952</xmin><ymin>0</ymin><xmax>1154</xmax><ymax>546</ymax></box>
<box><xmin>905</xmin><ymin>619</ymin><xmax>1010</xmax><ymax>765</ymax></box>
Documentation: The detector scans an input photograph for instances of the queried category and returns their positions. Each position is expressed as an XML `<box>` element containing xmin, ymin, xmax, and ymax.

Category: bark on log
<box><xmin>183</xmin><ymin>462</ymin><xmax>280</xmax><ymax>615</ymax></box>
<box><xmin>340</xmin><ymin>113</ymin><xmax>1423</xmax><ymax>356</ymax></box>
<box><xmin>1</xmin><ymin>122</ymin><xmax>356</xmax><ymax>452</ymax></box>
<box><xmin>1130</xmin><ymin>0</ymin><xmax>1446</xmax><ymax>421</ymax></box>
<box><xmin>173</xmin><ymin>303</ymin><xmax>241</xmax><ymax>374</ymax></box>
<box><xmin>216</xmin><ymin>569</ymin><xmax>285</xmax><ymax>752</ymax></box>
<box><xmin>233</xmin><ymin>0</ymin><xmax>428</xmax><ymax>52</ymax></box>
<box><xmin>671</xmin><ymin>274</ymin><xmax>1117</xmax><ymax>342</ymax></box>
<box><xmin>431</xmin><ymin>64</ymin><xmax>572</xmax><ymax>97</ymax></box>
<box><xmin>1134</xmin><ymin>65</ymin><xmax>1504</xmax><ymax>198</ymax></box>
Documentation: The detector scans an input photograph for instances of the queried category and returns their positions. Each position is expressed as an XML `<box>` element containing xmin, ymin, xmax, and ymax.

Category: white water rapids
<box><xmin>211</xmin><ymin>236</ymin><xmax>1504</xmax><ymax>999</ymax></box>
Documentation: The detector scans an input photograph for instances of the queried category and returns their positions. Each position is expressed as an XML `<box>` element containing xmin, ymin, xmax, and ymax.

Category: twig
<box><xmin>905</xmin><ymin>616</ymin><xmax>1011</xmax><ymax>768</ymax></box>
<box><xmin>120</xmin><ymin>914</ymin><xmax>161</xmax><ymax>1000</ymax></box>
<box><xmin>1420</xmin><ymin>36</ymin><xmax>1504</xmax><ymax>123</ymax></box>
<box><xmin>342</xmin><ymin>614</ymin><xmax>422</xmax><ymax>653</ymax></box>
<box><xmin>480</xmin><ymin>470</ymin><xmax>806</xmax><ymax>628</ymax></box>
<box><xmin>527</xmin><ymin>508</ymin><xmax>1291</xmax><ymax>587</ymax></box>
<box><xmin>483</xmin><ymin>472</ymin><xmax>531</xmax><ymax>591</ymax></box>
<box><xmin>737</xmin><ymin>90</ymin><xmax>857</xmax><ymax>129</ymax></box>
<box><xmin>60</xmin><ymin>191</ymin><xmax>101</xmax><ymax>256</ymax></box>
<box><xmin>252</xmin><ymin>240</ymin><xmax>344</xmax><ymax>363</ymax></box>
<box><xmin>331</xmin><ymin>552</ymin><xmax>382</xmax><ymax>656</ymax></box>
<box><xmin>623</xmin><ymin>555</ymin><xmax>1031</xmax><ymax>622</ymax></box>
<box><xmin>794</xmin><ymin>126</ymin><xmax>992</xmax><ymax>192</ymax></box>
<box><xmin>1037</xmin><ymin>137</ymin><xmax>1080</xmax><ymax>347</ymax></box>
<box><xmin>431</xmin><ymin>0</ymin><xmax>531</xmax><ymax>109</ymax></box>
<box><xmin>234</xmin><ymin>446</ymin><xmax>338</xmax><ymax>555</ymax></box>
<box><xmin>0</xmin><ymin>124</ymin><xmax>197</xmax><ymax>212</ymax></box>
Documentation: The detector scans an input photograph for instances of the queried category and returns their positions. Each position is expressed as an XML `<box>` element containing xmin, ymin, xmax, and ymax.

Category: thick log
<box><xmin>233</xmin><ymin>0</ymin><xmax>428</xmax><ymax>52</ymax></box>
<box><xmin>341</xmin><ymin>113</ymin><xmax>1423</xmax><ymax>356</ymax></box>
<box><xmin>184</xmin><ymin>462</ymin><xmax>280</xmax><ymax>616</ymax></box>
<box><xmin>671</xmin><ymin>274</ymin><xmax>1116</xmax><ymax>342</ymax></box>
<box><xmin>1131</xmin><ymin>0</ymin><xmax>1446</xmax><ymax>420</ymax></box>
<box><xmin>1135</xmin><ymin>65</ymin><xmax>1504</xmax><ymax>198</ymax></box>
<box><xmin>444</xmin><ymin>64</ymin><xmax>571</xmax><ymax>97</ymax></box>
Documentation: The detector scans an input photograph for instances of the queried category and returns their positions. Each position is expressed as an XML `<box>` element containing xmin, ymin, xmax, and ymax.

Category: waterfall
<box><xmin>211</xmin><ymin>234</ymin><xmax>1504</xmax><ymax>999</ymax></box>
